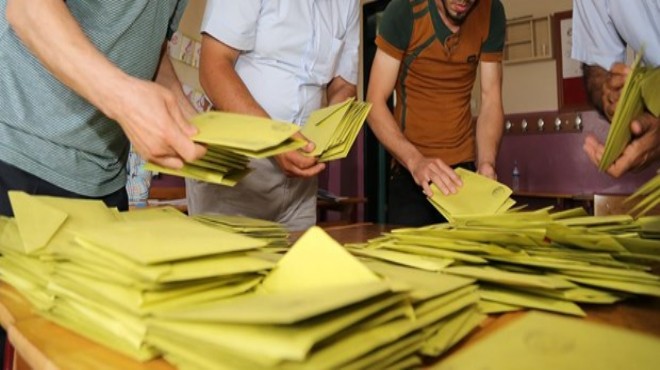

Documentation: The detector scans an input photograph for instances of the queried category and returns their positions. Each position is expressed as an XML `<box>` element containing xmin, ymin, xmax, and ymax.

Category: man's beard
<box><xmin>442</xmin><ymin>0</ymin><xmax>476</xmax><ymax>24</ymax></box>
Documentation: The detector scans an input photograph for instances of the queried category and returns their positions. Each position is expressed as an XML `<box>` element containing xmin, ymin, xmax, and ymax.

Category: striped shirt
<box><xmin>0</xmin><ymin>0</ymin><xmax>187</xmax><ymax>197</ymax></box>
<box><xmin>376</xmin><ymin>0</ymin><xmax>505</xmax><ymax>165</ymax></box>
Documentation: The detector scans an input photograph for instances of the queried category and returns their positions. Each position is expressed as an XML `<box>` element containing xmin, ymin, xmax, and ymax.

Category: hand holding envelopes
<box><xmin>146</xmin><ymin>111</ymin><xmax>305</xmax><ymax>186</ymax></box>
<box><xmin>599</xmin><ymin>52</ymin><xmax>660</xmax><ymax>170</ymax></box>
<box><xmin>428</xmin><ymin>168</ymin><xmax>514</xmax><ymax>221</ymax></box>
<box><xmin>301</xmin><ymin>97</ymin><xmax>372</xmax><ymax>161</ymax></box>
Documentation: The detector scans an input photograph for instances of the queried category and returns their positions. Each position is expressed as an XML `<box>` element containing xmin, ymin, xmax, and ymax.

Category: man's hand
<box><xmin>274</xmin><ymin>133</ymin><xmax>326</xmax><ymax>177</ymax></box>
<box><xmin>477</xmin><ymin>162</ymin><xmax>497</xmax><ymax>180</ymax></box>
<box><xmin>584</xmin><ymin>112</ymin><xmax>660</xmax><ymax>178</ymax></box>
<box><xmin>601</xmin><ymin>63</ymin><xmax>631</xmax><ymax>120</ymax></box>
<box><xmin>110</xmin><ymin>77</ymin><xmax>207</xmax><ymax>169</ymax></box>
<box><xmin>409</xmin><ymin>156</ymin><xmax>462</xmax><ymax>197</ymax></box>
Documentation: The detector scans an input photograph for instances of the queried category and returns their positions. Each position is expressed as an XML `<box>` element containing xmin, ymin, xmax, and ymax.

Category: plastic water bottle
<box><xmin>512</xmin><ymin>160</ymin><xmax>520</xmax><ymax>191</ymax></box>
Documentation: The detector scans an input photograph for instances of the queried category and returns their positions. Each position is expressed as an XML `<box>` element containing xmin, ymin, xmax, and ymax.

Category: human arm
<box><xmin>199</xmin><ymin>35</ymin><xmax>324</xmax><ymax>177</ymax></box>
<box><xmin>366</xmin><ymin>49</ymin><xmax>461</xmax><ymax>196</ymax></box>
<box><xmin>326</xmin><ymin>76</ymin><xmax>357</xmax><ymax>106</ymax></box>
<box><xmin>5</xmin><ymin>0</ymin><xmax>205</xmax><ymax>169</ymax></box>
<box><xmin>475</xmin><ymin>61</ymin><xmax>504</xmax><ymax>180</ymax></box>
<box><xmin>581</xmin><ymin>62</ymin><xmax>658</xmax><ymax>177</ymax></box>
<box><xmin>584</xmin><ymin>63</ymin><xmax>630</xmax><ymax>121</ymax></box>
<box><xmin>584</xmin><ymin>113</ymin><xmax>660</xmax><ymax>178</ymax></box>
<box><xmin>154</xmin><ymin>47</ymin><xmax>199</xmax><ymax>121</ymax></box>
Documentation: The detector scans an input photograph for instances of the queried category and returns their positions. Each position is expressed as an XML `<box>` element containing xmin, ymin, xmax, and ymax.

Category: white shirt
<box><xmin>201</xmin><ymin>0</ymin><xmax>359</xmax><ymax>125</ymax></box>
<box><xmin>571</xmin><ymin>0</ymin><xmax>660</xmax><ymax>68</ymax></box>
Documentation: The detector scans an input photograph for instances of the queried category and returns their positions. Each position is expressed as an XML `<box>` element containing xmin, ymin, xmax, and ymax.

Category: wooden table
<box><xmin>2</xmin><ymin>223</ymin><xmax>659</xmax><ymax>370</ymax></box>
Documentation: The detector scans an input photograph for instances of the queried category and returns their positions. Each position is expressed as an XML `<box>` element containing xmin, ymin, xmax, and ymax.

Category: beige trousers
<box><xmin>186</xmin><ymin>158</ymin><xmax>317</xmax><ymax>231</ymax></box>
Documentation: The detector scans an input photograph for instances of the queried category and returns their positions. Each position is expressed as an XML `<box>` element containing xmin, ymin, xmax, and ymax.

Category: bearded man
<box><xmin>366</xmin><ymin>0</ymin><xmax>506</xmax><ymax>226</ymax></box>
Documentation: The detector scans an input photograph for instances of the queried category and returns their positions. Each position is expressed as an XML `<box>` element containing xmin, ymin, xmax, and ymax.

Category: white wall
<box><xmin>499</xmin><ymin>0</ymin><xmax>573</xmax><ymax>113</ymax></box>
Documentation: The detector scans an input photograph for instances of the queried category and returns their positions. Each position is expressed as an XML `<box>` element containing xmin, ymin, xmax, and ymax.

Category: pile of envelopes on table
<box><xmin>147</xmin><ymin>226</ymin><xmax>482</xmax><ymax>369</ymax></box>
<box><xmin>192</xmin><ymin>213</ymin><xmax>290</xmax><ymax>249</ymax></box>
<box><xmin>347</xmin><ymin>170</ymin><xmax>660</xmax><ymax>318</ymax></box>
<box><xmin>0</xmin><ymin>192</ymin><xmax>273</xmax><ymax>361</ymax></box>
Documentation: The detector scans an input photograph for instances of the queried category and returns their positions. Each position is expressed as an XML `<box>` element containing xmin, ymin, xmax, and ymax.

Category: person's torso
<box><xmin>235</xmin><ymin>0</ymin><xmax>355</xmax><ymax>125</ymax></box>
<box><xmin>0</xmin><ymin>0</ymin><xmax>184</xmax><ymax>196</ymax></box>
<box><xmin>604</xmin><ymin>0</ymin><xmax>660</xmax><ymax>67</ymax></box>
<box><xmin>394</xmin><ymin>0</ymin><xmax>494</xmax><ymax>164</ymax></box>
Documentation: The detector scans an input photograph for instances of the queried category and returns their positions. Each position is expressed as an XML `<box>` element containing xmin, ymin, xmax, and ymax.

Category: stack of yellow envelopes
<box><xmin>363</xmin><ymin>260</ymin><xmax>484</xmax><ymax>358</ymax></box>
<box><xmin>0</xmin><ymin>192</ymin><xmax>273</xmax><ymax>361</ymax></box>
<box><xmin>428</xmin><ymin>168</ymin><xmax>515</xmax><ymax>222</ymax></box>
<box><xmin>147</xmin><ymin>227</ymin><xmax>474</xmax><ymax>369</ymax></box>
<box><xmin>347</xmin><ymin>205</ymin><xmax>660</xmax><ymax>319</ymax></box>
<box><xmin>146</xmin><ymin>112</ymin><xmax>305</xmax><ymax>186</ymax></box>
<box><xmin>301</xmin><ymin>97</ymin><xmax>372</xmax><ymax>162</ymax></box>
<box><xmin>0</xmin><ymin>191</ymin><xmax>122</xmax><ymax>311</ymax></box>
<box><xmin>192</xmin><ymin>213</ymin><xmax>290</xmax><ymax>249</ymax></box>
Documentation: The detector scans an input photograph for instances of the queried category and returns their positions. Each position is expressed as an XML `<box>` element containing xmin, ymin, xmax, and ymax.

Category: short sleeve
<box><xmin>201</xmin><ymin>0</ymin><xmax>262</xmax><ymax>51</ymax></box>
<box><xmin>375</xmin><ymin>0</ymin><xmax>413</xmax><ymax>60</ymax></box>
<box><xmin>334</xmin><ymin>1</ymin><xmax>360</xmax><ymax>85</ymax></box>
<box><xmin>481</xmin><ymin>0</ymin><xmax>506</xmax><ymax>62</ymax></box>
<box><xmin>571</xmin><ymin>0</ymin><xmax>626</xmax><ymax>69</ymax></box>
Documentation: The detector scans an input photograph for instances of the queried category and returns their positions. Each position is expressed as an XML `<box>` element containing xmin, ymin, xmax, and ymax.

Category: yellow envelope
<box><xmin>259</xmin><ymin>226</ymin><xmax>381</xmax><ymax>293</ymax></box>
<box><xmin>74</xmin><ymin>217</ymin><xmax>265</xmax><ymax>265</ymax></box>
<box><xmin>432</xmin><ymin>311</ymin><xmax>660</xmax><ymax>370</ymax></box>
<box><xmin>428</xmin><ymin>168</ymin><xmax>513</xmax><ymax>221</ymax></box>
<box><xmin>8</xmin><ymin>191</ymin><xmax>68</xmax><ymax>253</ymax></box>
<box><xmin>444</xmin><ymin>265</ymin><xmax>576</xmax><ymax>290</ymax></box>
<box><xmin>192</xmin><ymin>111</ymin><xmax>300</xmax><ymax>150</ymax></box>
<box><xmin>479</xmin><ymin>285</ymin><xmax>586</xmax><ymax>317</ymax></box>
<box><xmin>600</xmin><ymin>51</ymin><xmax>645</xmax><ymax>170</ymax></box>
<box><xmin>301</xmin><ymin>97</ymin><xmax>372</xmax><ymax>161</ymax></box>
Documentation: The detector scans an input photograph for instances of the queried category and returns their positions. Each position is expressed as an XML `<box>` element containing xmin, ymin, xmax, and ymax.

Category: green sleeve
<box><xmin>378</xmin><ymin>0</ymin><xmax>414</xmax><ymax>52</ymax></box>
<box><xmin>482</xmin><ymin>0</ymin><xmax>506</xmax><ymax>53</ymax></box>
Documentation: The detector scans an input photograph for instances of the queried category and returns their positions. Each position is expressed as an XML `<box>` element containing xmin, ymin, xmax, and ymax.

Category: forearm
<box><xmin>475</xmin><ymin>100</ymin><xmax>504</xmax><ymax>168</ymax></box>
<box><xmin>367</xmin><ymin>102</ymin><xmax>423</xmax><ymax>171</ymax></box>
<box><xmin>326</xmin><ymin>77</ymin><xmax>357</xmax><ymax>105</ymax></box>
<box><xmin>6</xmin><ymin>0</ymin><xmax>130</xmax><ymax>120</ymax></box>
<box><xmin>199</xmin><ymin>39</ymin><xmax>267</xmax><ymax>118</ymax></box>
<box><xmin>154</xmin><ymin>47</ymin><xmax>197</xmax><ymax>119</ymax></box>
<box><xmin>583</xmin><ymin>64</ymin><xmax>608</xmax><ymax>115</ymax></box>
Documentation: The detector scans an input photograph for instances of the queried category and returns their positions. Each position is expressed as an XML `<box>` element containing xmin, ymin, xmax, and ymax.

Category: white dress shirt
<box><xmin>202</xmin><ymin>0</ymin><xmax>359</xmax><ymax>125</ymax></box>
<box><xmin>572</xmin><ymin>0</ymin><xmax>660</xmax><ymax>68</ymax></box>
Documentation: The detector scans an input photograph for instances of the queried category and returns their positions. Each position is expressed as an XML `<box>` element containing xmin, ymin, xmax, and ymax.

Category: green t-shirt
<box><xmin>0</xmin><ymin>0</ymin><xmax>187</xmax><ymax>196</ymax></box>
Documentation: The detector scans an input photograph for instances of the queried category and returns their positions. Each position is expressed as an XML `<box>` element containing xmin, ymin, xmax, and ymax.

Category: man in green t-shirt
<box><xmin>0</xmin><ymin>0</ymin><xmax>206</xmax><ymax>216</ymax></box>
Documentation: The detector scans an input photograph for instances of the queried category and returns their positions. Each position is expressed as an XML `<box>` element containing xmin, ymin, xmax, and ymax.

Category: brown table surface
<box><xmin>2</xmin><ymin>223</ymin><xmax>659</xmax><ymax>370</ymax></box>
